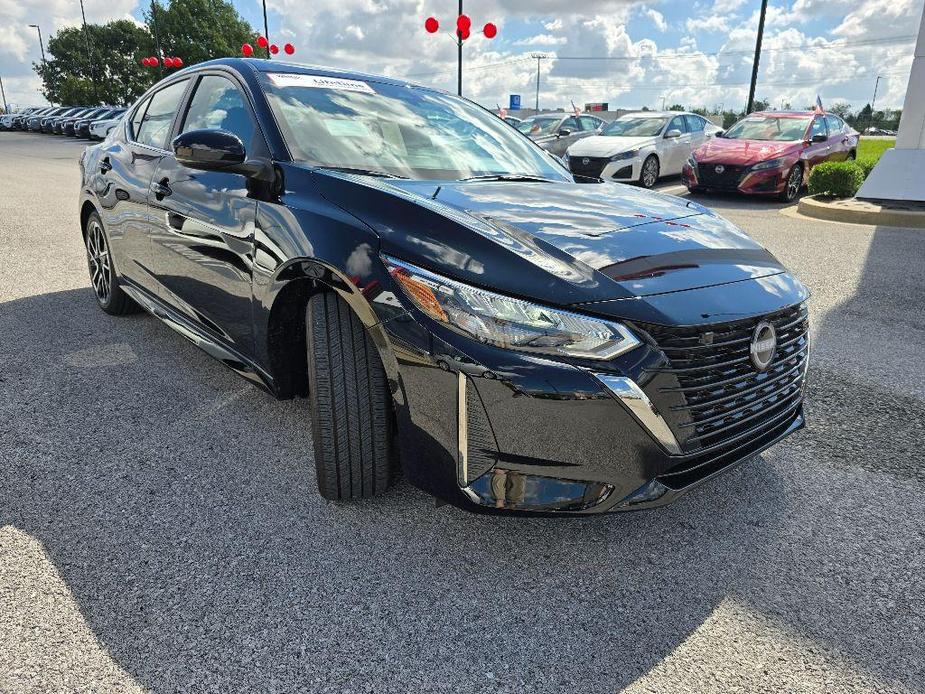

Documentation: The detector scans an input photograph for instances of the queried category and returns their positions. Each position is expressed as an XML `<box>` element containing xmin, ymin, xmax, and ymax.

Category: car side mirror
<box><xmin>811</xmin><ymin>133</ymin><xmax>827</xmax><ymax>143</ymax></box>
<box><xmin>558</xmin><ymin>127</ymin><xmax>573</xmax><ymax>137</ymax></box>
<box><xmin>172</xmin><ymin>129</ymin><xmax>274</xmax><ymax>181</ymax></box>
<box><xmin>715</xmin><ymin>130</ymin><xmax>725</xmax><ymax>138</ymax></box>
<box><xmin>664</xmin><ymin>129</ymin><xmax>682</xmax><ymax>139</ymax></box>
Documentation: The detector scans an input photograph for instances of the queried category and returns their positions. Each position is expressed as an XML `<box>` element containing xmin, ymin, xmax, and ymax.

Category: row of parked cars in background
<box><xmin>0</xmin><ymin>105</ymin><xmax>126</xmax><ymax>139</ymax></box>
<box><xmin>512</xmin><ymin>108</ymin><xmax>858</xmax><ymax>201</ymax></box>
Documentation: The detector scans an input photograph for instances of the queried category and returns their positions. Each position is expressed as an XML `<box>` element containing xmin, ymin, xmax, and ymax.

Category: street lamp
<box><xmin>0</xmin><ymin>73</ymin><xmax>8</xmax><ymax>114</ymax></box>
<box><xmin>531</xmin><ymin>53</ymin><xmax>547</xmax><ymax>111</ymax></box>
<box><xmin>77</xmin><ymin>0</ymin><xmax>100</xmax><ymax>103</ymax></box>
<box><xmin>28</xmin><ymin>24</ymin><xmax>46</xmax><ymax>65</ymax></box>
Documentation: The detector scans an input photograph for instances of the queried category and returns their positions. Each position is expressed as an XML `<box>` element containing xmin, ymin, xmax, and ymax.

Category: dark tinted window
<box><xmin>825</xmin><ymin>115</ymin><xmax>844</xmax><ymax>133</ymax></box>
<box><xmin>130</xmin><ymin>97</ymin><xmax>151</xmax><ymax>140</ymax></box>
<box><xmin>561</xmin><ymin>116</ymin><xmax>580</xmax><ymax>132</ymax></box>
<box><xmin>578</xmin><ymin>115</ymin><xmax>600</xmax><ymax>131</ymax></box>
<box><xmin>809</xmin><ymin>116</ymin><xmax>827</xmax><ymax>139</ymax></box>
<box><xmin>668</xmin><ymin>115</ymin><xmax>688</xmax><ymax>133</ymax></box>
<box><xmin>685</xmin><ymin>115</ymin><xmax>705</xmax><ymax>132</ymax></box>
<box><xmin>181</xmin><ymin>75</ymin><xmax>257</xmax><ymax>150</ymax></box>
<box><xmin>134</xmin><ymin>79</ymin><xmax>189</xmax><ymax>149</ymax></box>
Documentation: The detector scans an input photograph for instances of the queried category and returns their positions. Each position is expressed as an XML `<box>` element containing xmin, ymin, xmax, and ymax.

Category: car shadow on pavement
<box><xmin>1</xmin><ymin>285</ymin><xmax>922</xmax><ymax>692</ymax></box>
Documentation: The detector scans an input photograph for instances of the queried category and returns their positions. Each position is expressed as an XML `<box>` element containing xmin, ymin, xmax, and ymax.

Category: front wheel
<box><xmin>779</xmin><ymin>163</ymin><xmax>803</xmax><ymax>202</ymax></box>
<box><xmin>639</xmin><ymin>155</ymin><xmax>660</xmax><ymax>189</ymax></box>
<box><xmin>306</xmin><ymin>292</ymin><xmax>396</xmax><ymax>501</ymax></box>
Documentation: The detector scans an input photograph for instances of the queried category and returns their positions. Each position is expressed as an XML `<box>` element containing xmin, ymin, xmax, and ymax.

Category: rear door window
<box><xmin>134</xmin><ymin>79</ymin><xmax>190</xmax><ymax>150</ymax></box>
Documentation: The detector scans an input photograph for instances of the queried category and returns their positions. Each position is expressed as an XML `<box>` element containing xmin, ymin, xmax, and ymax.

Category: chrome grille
<box><xmin>641</xmin><ymin>304</ymin><xmax>809</xmax><ymax>453</ymax></box>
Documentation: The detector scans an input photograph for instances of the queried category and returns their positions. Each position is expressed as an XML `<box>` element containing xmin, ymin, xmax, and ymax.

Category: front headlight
<box><xmin>686</xmin><ymin>154</ymin><xmax>698</xmax><ymax>169</ymax></box>
<box><xmin>751</xmin><ymin>158</ymin><xmax>787</xmax><ymax>171</ymax></box>
<box><xmin>610</xmin><ymin>149</ymin><xmax>639</xmax><ymax>162</ymax></box>
<box><xmin>383</xmin><ymin>256</ymin><xmax>640</xmax><ymax>360</ymax></box>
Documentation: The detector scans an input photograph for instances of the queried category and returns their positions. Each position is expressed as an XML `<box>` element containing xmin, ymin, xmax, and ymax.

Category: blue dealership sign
<box><xmin>509</xmin><ymin>94</ymin><xmax>521</xmax><ymax>110</ymax></box>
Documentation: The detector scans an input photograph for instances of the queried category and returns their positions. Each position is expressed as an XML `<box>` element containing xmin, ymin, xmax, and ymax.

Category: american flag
<box><xmin>571</xmin><ymin>100</ymin><xmax>581</xmax><ymax>117</ymax></box>
<box><xmin>814</xmin><ymin>95</ymin><xmax>825</xmax><ymax>115</ymax></box>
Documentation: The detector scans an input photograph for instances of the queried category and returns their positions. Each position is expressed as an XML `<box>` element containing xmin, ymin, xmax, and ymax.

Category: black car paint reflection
<box><xmin>78</xmin><ymin>58</ymin><xmax>808</xmax><ymax>514</ymax></box>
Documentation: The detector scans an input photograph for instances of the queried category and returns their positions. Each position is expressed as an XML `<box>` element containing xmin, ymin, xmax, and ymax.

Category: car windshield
<box><xmin>262</xmin><ymin>74</ymin><xmax>567</xmax><ymax>181</ymax></box>
<box><xmin>602</xmin><ymin>117</ymin><xmax>669</xmax><ymax>137</ymax></box>
<box><xmin>724</xmin><ymin>116</ymin><xmax>811</xmax><ymax>141</ymax></box>
<box><xmin>515</xmin><ymin>116</ymin><xmax>563</xmax><ymax>137</ymax></box>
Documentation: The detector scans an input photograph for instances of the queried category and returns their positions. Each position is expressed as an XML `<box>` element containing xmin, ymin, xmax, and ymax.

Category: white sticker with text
<box><xmin>268</xmin><ymin>73</ymin><xmax>376</xmax><ymax>94</ymax></box>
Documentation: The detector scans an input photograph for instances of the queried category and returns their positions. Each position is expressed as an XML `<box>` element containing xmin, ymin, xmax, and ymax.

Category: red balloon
<box><xmin>242</xmin><ymin>43</ymin><xmax>254</xmax><ymax>57</ymax></box>
<box><xmin>270</xmin><ymin>44</ymin><xmax>279</xmax><ymax>54</ymax></box>
<box><xmin>174</xmin><ymin>57</ymin><xmax>183</xmax><ymax>67</ymax></box>
<box><xmin>457</xmin><ymin>27</ymin><xmax>470</xmax><ymax>41</ymax></box>
<box><xmin>457</xmin><ymin>14</ymin><xmax>471</xmax><ymax>31</ymax></box>
<box><xmin>140</xmin><ymin>57</ymin><xmax>149</xmax><ymax>66</ymax></box>
<box><xmin>163</xmin><ymin>57</ymin><xmax>174</xmax><ymax>68</ymax></box>
<box><xmin>483</xmin><ymin>22</ymin><xmax>497</xmax><ymax>39</ymax></box>
<box><xmin>424</xmin><ymin>16</ymin><xmax>439</xmax><ymax>33</ymax></box>
<box><xmin>284</xmin><ymin>43</ymin><xmax>295</xmax><ymax>55</ymax></box>
<box><xmin>257</xmin><ymin>36</ymin><xmax>269</xmax><ymax>48</ymax></box>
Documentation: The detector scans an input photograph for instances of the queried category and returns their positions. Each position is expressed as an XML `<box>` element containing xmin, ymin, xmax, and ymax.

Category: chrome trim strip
<box><xmin>594</xmin><ymin>373</ymin><xmax>682</xmax><ymax>455</ymax></box>
<box><xmin>457</xmin><ymin>371</ymin><xmax>468</xmax><ymax>485</ymax></box>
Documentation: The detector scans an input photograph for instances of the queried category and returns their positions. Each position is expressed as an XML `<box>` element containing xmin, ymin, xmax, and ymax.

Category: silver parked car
<box><xmin>515</xmin><ymin>112</ymin><xmax>604</xmax><ymax>156</ymax></box>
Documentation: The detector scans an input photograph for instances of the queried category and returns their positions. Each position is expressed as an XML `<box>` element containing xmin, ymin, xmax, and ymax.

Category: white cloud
<box><xmin>641</xmin><ymin>7</ymin><xmax>667</xmax><ymax>32</ymax></box>
<box><xmin>512</xmin><ymin>33</ymin><xmax>567</xmax><ymax>46</ymax></box>
<box><xmin>685</xmin><ymin>15</ymin><xmax>729</xmax><ymax>33</ymax></box>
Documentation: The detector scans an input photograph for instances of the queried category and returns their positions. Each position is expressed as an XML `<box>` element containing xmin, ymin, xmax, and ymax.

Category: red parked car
<box><xmin>682</xmin><ymin>111</ymin><xmax>859</xmax><ymax>202</ymax></box>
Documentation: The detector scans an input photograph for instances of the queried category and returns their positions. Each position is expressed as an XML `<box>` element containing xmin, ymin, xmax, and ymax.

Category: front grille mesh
<box><xmin>641</xmin><ymin>304</ymin><xmax>809</xmax><ymax>453</ymax></box>
<box><xmin>697</xmin><ymin>163</ymin><xmax>747</xmax><ymax>190</ymax></box>
<box><xmin>569</xmin><ymin>157</ymin><xmax>609</xmax><ymax>179</ymax></box>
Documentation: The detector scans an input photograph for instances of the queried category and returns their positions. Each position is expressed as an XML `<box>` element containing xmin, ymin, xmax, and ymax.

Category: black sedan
<box><xmin>78</xmin><ymin>58</ymin><xmax>809</xmax><ymax>514</ymax></box>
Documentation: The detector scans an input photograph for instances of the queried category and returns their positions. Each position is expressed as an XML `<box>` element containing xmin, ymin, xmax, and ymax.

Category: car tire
<box><xmin>306</xmin><ymin>292</ymin><xmax>396</xmax><ymax>501</ymax></box>
<box><xmin>639</xmin><ymin>155</ymin><xmax>659</xmax><ymax>188</ymax></box>
<box><xmin>84</xmin><ymin>212</ymin><xmax>139</xmax><ymax>315</ymax></box>
<box><xmin>847</xmin><ymin>150</ymin><xmax>857</xmax><ymax>160</ymax></box>
<box><xmin>779</xmin><ymin>163</ymin><xmax>803</xmax><ymax>202</ymax></box>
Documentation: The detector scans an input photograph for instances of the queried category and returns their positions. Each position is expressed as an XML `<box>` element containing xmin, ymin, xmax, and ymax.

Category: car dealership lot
<box><xmin>1</xmin><ymin>133</ymin><xmax>923</xmax><ymax>693</ymax></box>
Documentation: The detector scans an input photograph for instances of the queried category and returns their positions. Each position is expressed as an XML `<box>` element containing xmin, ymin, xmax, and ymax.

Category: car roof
<box><xmin>616</xmin><ymin>111</ymin><xmax>692</xmax><ymax>118</ymax></box>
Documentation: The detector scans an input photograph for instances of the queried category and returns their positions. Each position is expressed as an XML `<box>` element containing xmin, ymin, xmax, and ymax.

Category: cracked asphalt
<box><xmin>1</xmin><ymin>132</ymin><xmax>923</xmax><ymax>693</ymax></box>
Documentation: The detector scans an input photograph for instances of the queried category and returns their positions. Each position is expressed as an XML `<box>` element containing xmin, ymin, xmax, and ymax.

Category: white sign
<box><xmin>267</xmin><ymin>73</ymin><xmax>376</xmax><ymax>94</ymax></box>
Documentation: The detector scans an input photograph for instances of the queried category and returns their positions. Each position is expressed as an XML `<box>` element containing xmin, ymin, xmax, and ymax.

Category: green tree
<box><xmin>828</xmin><ymin>101</ymin><xmax>853</xmax><ymax>120</ymax></box>
<box><xmin>667</xmin><ymin>103</ymin><xmax>685</xmax><ymax>112</ymax></box>
<box><xmin>35</xmin><ymin>20</ymin><xmax>156</xmax><ymax>106</ymax></box>
<box><xmin>149</xmin><ymin>0</ymin><xmax>255</xmax><ymax>66</ymax></box>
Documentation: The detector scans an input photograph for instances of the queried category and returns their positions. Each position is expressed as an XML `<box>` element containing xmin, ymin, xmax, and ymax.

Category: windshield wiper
<box><xmin>458</xmin><ymin>173</ymin><xmax>559</xmax><ymax>183</ymax></box>
<box><xmin>314</xmin><ymin>166</ymin><xmax>409</xmax><ymax>179</ymax></box>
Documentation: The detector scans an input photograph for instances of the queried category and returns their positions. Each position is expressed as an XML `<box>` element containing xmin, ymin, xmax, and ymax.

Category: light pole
<box><xmin>149</xmin><ymin>0</ymin><xmax>165</xmax><ymax>76</ymax></box>
<box><xmin>869</xmin><ymin>74</ymin><xmax>883</xmax><ymax>131</ymax></box>
<box><xmin>77</xmin><ymin>0</ymin><xmax>99</xmax><ymax>103</ymax></box>
<box><xmin>746</xmin><ymin>0</ymin><xmax>769</xmax><ymax>113</ymax></box>
<box><xmin>0</xmin><ymin>73</ymin><xmax>8</xmax><ymax>114</ymax></box>
<box><xmin>28</xmin><ymin>24</ymin><xmax>46</xmax><ymax>65</ymax></box>
<box><xmin>531</xmin><ymin>53</ymin><xmax>547</xmax><ymax>111</ymax></box>
<box><xmin>261</xmin><ymin>0</ymin><xmax>270</xmax><ymax>58</ymax></box>
<box><xmin>457</xmin><ymin>0</ymin><xmax>463</xmax><ymax>96</ymax></box>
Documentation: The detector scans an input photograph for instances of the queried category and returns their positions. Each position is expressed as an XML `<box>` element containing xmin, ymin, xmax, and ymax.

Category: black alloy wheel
<box><xmin>85</xmin><ymin>212</ymin><xmax>138</xmax><ymax>315</ymax></box>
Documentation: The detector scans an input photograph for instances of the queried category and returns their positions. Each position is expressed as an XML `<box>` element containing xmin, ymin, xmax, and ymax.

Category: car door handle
<box><xmin>99</xmin><ymin>158</ymin><xmax>112</xmax><ymax>174</ymax></box>
<box><xmin>151</xmin><ymin>178</ymin><xmax>172</xmax><ymax>200</ymax></box>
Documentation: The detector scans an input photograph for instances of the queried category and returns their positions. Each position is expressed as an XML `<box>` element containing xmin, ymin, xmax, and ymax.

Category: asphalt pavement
<box><xmin>1</xmin><ymin>132</ymin><xmax>924</xmax><ymax>693</ymax></box>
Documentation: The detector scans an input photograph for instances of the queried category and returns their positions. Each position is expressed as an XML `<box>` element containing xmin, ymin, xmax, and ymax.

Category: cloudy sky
<box><xmin>1</xmin><ymin>0</ymin><xmax>922</xmax><ymax>112</ymax></box>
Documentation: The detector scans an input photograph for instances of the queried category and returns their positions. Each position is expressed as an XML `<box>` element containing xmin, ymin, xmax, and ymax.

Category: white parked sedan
<box><xmin>565</xmin><ymin>111</ymin><xmax>723</xmax><ymax>188</ymax></box>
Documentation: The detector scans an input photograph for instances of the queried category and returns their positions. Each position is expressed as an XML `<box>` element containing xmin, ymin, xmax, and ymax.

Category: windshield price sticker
<box><xmin>268</xmin><ymin>73</ymin><xmax>376</xmax><ymax>94</ymax></box>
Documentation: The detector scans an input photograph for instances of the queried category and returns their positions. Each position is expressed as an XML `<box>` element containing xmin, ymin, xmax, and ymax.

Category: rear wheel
<box><xmin>306</xmin><ymin>292</ymin><xmax>396</xmax><ymax>500</ymax></box>
<box><xmin>639</xmin><ymin>155</ymin><xmax>660</xmax><ymax>188</ymax></box>
<box><xmin>84</xmin><ymin>212</ymin><xmax>139</xmax><ymax>315</ymax></box>
<box><xmin>779</xmin><ymin>163</ymin><xmax>803</xmax><ymax>202</ymax></box>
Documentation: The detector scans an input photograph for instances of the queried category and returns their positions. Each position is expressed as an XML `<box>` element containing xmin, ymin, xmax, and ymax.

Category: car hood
<box><xmin>695</xmin><ymin>138</ymin><xmax>800</xmax><ymax>165</ymax></box>
<box><xmin>311</xmin><ymin>172</ymin><xmax>788</xmax><ymax>309</ymax></box>
<box><xmin>567</xmin><ymin>135</ymin><xmax>655</xmax><ymax>156</ymax></box>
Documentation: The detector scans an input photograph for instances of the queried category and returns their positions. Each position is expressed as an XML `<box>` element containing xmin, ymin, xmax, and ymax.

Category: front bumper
<box><xmin>683</xmin><ymin>161</ymin><xmax>792</xmax><ymax>196</ymax></box>
<box><xmin>569</xmin><ymin>155</ymin><xmax>640</xmax><ymax>182</ymax></box>
<box><xmin>376</xmin><ymin>282</ymin><xmax>808</xmax><ymax>515</ymax></box>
